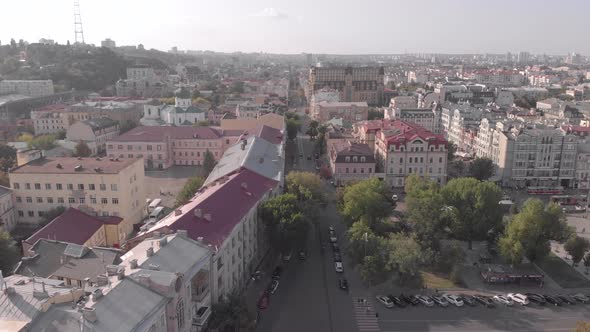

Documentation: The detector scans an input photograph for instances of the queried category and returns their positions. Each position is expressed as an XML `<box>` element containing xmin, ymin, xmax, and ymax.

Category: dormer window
<box><xmin>345</xmin><ymin>156</ymin><xmax>350</xmax><ymax>162</ymax></box>
<box><xmin>361</xmin><ymin>156</ymin><xmax>366</xmax><ymax>162</ymax></box>
<box><xmin>353</xmin><ymin>156</ymin><xmax>358</xmax><ymax>163</ymax></box>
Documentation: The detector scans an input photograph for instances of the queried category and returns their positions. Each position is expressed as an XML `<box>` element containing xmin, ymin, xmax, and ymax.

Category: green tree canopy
<box><xmin>40</xmin><ymin>206</ymin><xmax>66</xmax><ymax>227</ymax></box>
<box><xmin>28</xmin><ymin>134</ymin><xmax>57</xmax><ymax>150</ymax></box>
<box><xmin>202</xmin><ymin>149</ymin><xmax>216</xmax><ymax>177</ymax></box>
<box><xmin>564</xmin><ymin>235</ymin><xmax>590</xmax><ymax>266</ymax></box>
<box><xmin>0</xmin><ymin>231</ymin><xmax>19</xmax><ymax>274</ymax></box>
<box><xmin>286</xmin><ymin>118</ymin><xmax>299</xmax><ymax>141</ymax></box>
<box><xmin>386</xmin><ymin>233</ymin><xmax>427</xmax><ymax>279</ymax></box>
<box><xmin>404</xmin><ymin>175</ymin><xmax>445</xmax><ymax>250</ymax></box>
<box><xmin>499</xmin><ymin>199</ymin><xmax>572</xmax><ymax>264</ymax></box>
<box><xmin>0</xmin><ymin>144</ymin><xmax>16</xmax><ymax>171</ymax></box>
<box><xmin>468</xmin><ymin>158</ymin><xmax>495</xmax><ymax>181</ymax></box>
<box><xmin>440</xmin><ymin>178</ymin><xmax>503</xmax><ymax>249</ymax></box>
<box><xmin>209</xmin><ymin>292</ymin><xmax>253</xmax><ymax>331</ymax></box>
<box><xmin>74</xmin><ymin>141</ymin><xmax>92</xmax><ymax>157</ymax></box>
<box><xmin>175</xmin><ymin>176</ymin><xmax>204</xmax><ymax>207</ymax></box>
<box><xmin>260</xmin><ymin>193</ymin><xmax>309</xmax><ymax>252</ymax></box>
<box><xmin>230</xmin><ymin>81</ymin><xmax>245</xmax><ymax>94</ymax></box>
<box><xmin>286</xmin><ymin>171</ymin><xmax>325</xmax><ymax>203</ymax></box>
<box><xmin>340</xmin><ymin>178</ymin><xmax>391</xmax><ymax>227</ymax></box>
<box><xmin>346</xmin><ymin>219</ymin><xmax>384</xmax><ymax>265</ymax></box>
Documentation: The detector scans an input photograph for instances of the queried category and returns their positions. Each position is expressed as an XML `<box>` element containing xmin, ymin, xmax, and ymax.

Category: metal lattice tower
<box><xmin>74</xmin><ymin>1</ymin><xmax>85</xmax><ymax>44</ymax></box>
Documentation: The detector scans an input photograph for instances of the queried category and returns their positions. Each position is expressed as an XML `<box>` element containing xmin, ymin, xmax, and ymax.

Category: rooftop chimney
<box><xmin>129</xmin><ymin>259</ymin><xmax>138</xmax><ymax>269</ymax></box>
<box><xmin>159</xmin><ymin>237</ymin><xmax>168</xmax><ymax>247</ymax></box>
<box><xmin>174</xmin><ymin>209</ymin><xmax>182</xmax><ymax>216</ymax></box>
<box><xmin>203</xmin><ymin>213</ymin><xmax>212</xmax><ymax>222</ymax></box>
<box><xmin>241</xmin><ymin>182</ymin><xmax>248</xmax><ymax>190</ymax></box>
<box><xmin>82</xmin><ymin>307</ymin><xmax>97</xmax><ymax>323</ymax></box>
<box><xmin>146</xmin><ymin>247</ymin><xmax>154</xmax><ymax>257</ymax></box>
<box><xmin>194</xmin><ymin>208</ymin><xmax>202</xmax><ymax>218</ymax></box>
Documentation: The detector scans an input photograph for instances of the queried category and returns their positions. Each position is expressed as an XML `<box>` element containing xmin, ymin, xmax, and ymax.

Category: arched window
<box><xmin>176</xmin><ymin>300</ymin><xmax>185</xmax><ymax>329</ymax></box>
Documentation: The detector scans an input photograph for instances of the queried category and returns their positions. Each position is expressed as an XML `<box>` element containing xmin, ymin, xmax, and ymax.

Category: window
<box><xmin>101</xmin><ymin>198</ymin><xmax>108</xmax><ymax>204</ymax></box>
<box><xmin>45</xmin><ymin>183</ymin><xmax>51</xmax><ymax>190</ymax></box>
<box><xmin>34</xmin><ymin>183</ymin><xmax>41</xmax><ymax>190</ymax></box>
<box><xmin>18</xmin><ymin>210</ymin><xmax>23</xmax><ymax>217</ymax></box>
<box><xmin>157</xmin><ymin>145</ymin><xmax>162</xmax><ymax>151</ymax></box>
<box><xmin>117</xmin><ymin>145</ymin><xmax>123</xmax><ymax>149</ymax></box>
<box><xmin>100</xmin><ymin>184</ymin><xmax>106</xmax><ymax>191</ymax></box>
<box><xmin>28</xmin><ymin>211</ymin><xmax>34</xmax><ymax>217</ymax></box>
<box><xmin>67</xmin><ymin>184</ymin><xmax>73</xmax><ymax>190</ymax></box>
<box><xmin>147</xmin><ymin>145</ymin><xmax>152</xmax><ymax>150</ymax></box>
<box><xmin>69</xmin><ymin>197</ymin><xmax>76</xmax><ymax>204</ymax></box>
<box><xmin>78</xmin><ymin>184</ymin><xmax>84</xmax><ymax>190</ymax></box>
<box><xmin>111</xmin><ymin>184</ymin><xmax>117</xmax><ymax>191</ymax></box>
<box><xmin>56</xmin><ymin>183</ymin><xmax>62</xmax><ymax>190</ymax></box>
<box><xmin>79</xmin><ymin>197</ymin><xmax>85</xmax><ymax>204</ymax></box>
<box><xmin>36</xmin><ymin>197</ymin><xmax>43</xmax><ymax>203</ymax></box>
<box><xmin>38</xmin><ymin>211</ymin><xmax>44</xmax><ymax>217</ymax></box>
<box><xmin>112</xmin><ymin>198</ymin><xmax>119</xmax><ymax>204</ymax></box>
<box><xmin>91</xmin><ymin>197</ymin><xmax>97</xmax><ymax>204</ymax></box>
<box><xmin>127</xmin><ymin>145</ymin><xmax>132</xmax><ymax>150</ymax></box>
<box><xmin>13</xmin><ymin>183</ymin><xmax>19</xmax><ymax>189</ymax></box>
<box><xmin>89</xmin><ymin>184</ymin><xmax>95</xmax><ymax>190</ymax></box>
<box><xmin>26</xmin><ymin>197</ymin><xmax>32</xmax><ymax>203</ymax></box>
<box><xmin>107</xmin><ymin>144</ymin><xmax>113</xmax><ymax>149</ymax></box>
<box><xmin>47</xmin><ymin>197</ymin><xmax>53</xmax><ymax>203</ymax></box>
<box><xmin>128</xmin><ymin>154</ymin><xmax>133</xmax><ymax>158</ymax></box>
<box><xmin>25</xmin><ymin>183</ymin><xmax>31</xmax><ymax>190</ymax></box>
<box><xmin>439</xmin><ymin>157</ymin><xmax>443</xmax><ymax>163</ymax></box>
<box><xmin>58</xmin><ymin>197</ymin><xmax>64</xmax><ymax>204</ymax></box>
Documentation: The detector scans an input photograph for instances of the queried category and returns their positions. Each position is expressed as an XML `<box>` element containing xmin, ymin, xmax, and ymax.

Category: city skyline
<box><xmin>1</xmin><ymin>0</ymin><xmax>589</xmax><ymax>55</ymax></box>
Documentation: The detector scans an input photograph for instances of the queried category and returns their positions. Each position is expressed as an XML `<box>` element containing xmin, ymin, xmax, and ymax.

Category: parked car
<box><xmin>299</xmin><ymin>251</ymin><xmax>306</xmax><ymax>260</ymax></box>
<box><xmin>405</xmin><ymin>295</ymin><xmax>421</xmax><ymax>306</ymax></box>
<box><xmin>525</xmin><ymin>293</ymin><xmax>546</xmax><ymax>305</ymax></box>
<box><xmin>376</xmin><ymin>295</ymin><xmax>394</xmax><ymax>308</ymax></box>
<box><xmin>493</xmin><ymin>295</ymin><xmax>514</xmax><ymax>306</ymax></box>
<box><xmin>444</xmin><ymin>294</ymin><xmax>464</xmax><ymax>307</ymax></box>
<box><xmin>387</xmin><ymin>295</ymin><xmax>406</xmax><ymax>308</ymax></box>
<box><xmin>392</xmin><ymin>194</ymin><xmax>399</xmax><ymax>201</ymax></box>
<box><xmin>329</xmin><ymin>225</ymin><xmax>334</xmax><ymax>232</ymax></box>
<box><xmin>473</xmin><ymin>295</ymin><xmax>495</xmax><ymax>308</ymax></box>
<box><xmin>507</xmin><ymin>293</ymin><xmax>529</xmax><ymax>306</ymax></box>
<box><xmin>459</xmin><ymin>294</ymin><xmax>477</xmax><ymax>306</ymax></box>
<box><xmin>571</xmin><ymin>293</ymin><xmax>590</xmax><ymax>303</ymax></box>
<box><xmin>268</xmin><ymin>280</ymin><xmax>279</xmax><ymax>295</ymax></box>
<box><xmin>332</xmin><ymin>242</ymin><xmax>339</xmax><ymax>251</ymax></box>
<box><xmin>333</xmin><ymin>253</ymin><xmax>342</xmax><ymax>262</ymax></box>
<box><xmin>556</xmin><ymin>294</ymin><xmax>576</xmax><ymax>305</ymax></box>
<box><xmin>416</xmin><ymin>295</ymin><xmax>434</xmax><ymax>307</ymax></box>
<box><xmin>338</xmin><ymin>278</ymin><xmax>348</xmax><ymax>290</ymax></box>
<box><xmin>431</xmin><ymin>295</ymin><xmax>449</xmax><ymax>307</ymax></box>
<box><xmin>258</xmin><ymin>292</ymin><xmax>269</xmax><ymax>309</ymax></box>
<box><xmin>271</xmin><ymin>266</ymin><xmax>283</xmax><ymax>280</ymax></box>
<box><xmin>282</xmin><ymin>251</ymin><xmax>293</xmax><ymax>262</ymax></box>
<box><xmin>329</xmin><ymin>235</ymin><xmax>337</xmax><ymax>243</ymax></box>
<box><xmin>335</xmin><ymin>262</ymin><xmax>343</xmax><ymax>273</ymax></box>
<box><xmin>543</xmin><ymin>294</ymin><xmax>562</xmax><ymax>306</ymax></box>
<box><xmin>399</xmin><ymin>294</ymin><xmax>413</xmax><ymax>305</ymax></box>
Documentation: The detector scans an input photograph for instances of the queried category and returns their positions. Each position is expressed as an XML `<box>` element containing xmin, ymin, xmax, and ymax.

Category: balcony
<box><xmin>192</xmin><ymin>305</ymin><xmax>211</xmax><ymax>328</ymax></box>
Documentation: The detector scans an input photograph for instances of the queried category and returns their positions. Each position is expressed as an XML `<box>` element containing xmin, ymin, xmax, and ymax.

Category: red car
<box><xmin>257</xmin><ymin>292</ymin><xmax>269</xmax><ymax>309</ymax></box>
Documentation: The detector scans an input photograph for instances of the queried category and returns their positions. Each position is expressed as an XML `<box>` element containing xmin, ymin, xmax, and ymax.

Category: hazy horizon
<box><xmin>1</xmin><ymin>0</ymin><xmax>588</xmax><ymax>55</ymax></box>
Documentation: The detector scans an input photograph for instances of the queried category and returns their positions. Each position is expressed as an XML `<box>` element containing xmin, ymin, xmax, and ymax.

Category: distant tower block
<box><xmin>74</xmin><ymin>1</ymin><xmax>85</xmax><ymax>44</ymax></box>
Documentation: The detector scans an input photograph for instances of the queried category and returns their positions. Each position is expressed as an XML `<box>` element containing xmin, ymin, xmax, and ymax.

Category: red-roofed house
<box><xmin>375</xmin><ymin>120</ymin><xmax>448</xmax><ymax>188</ymax></box>
<box><xmin>125</xmin><ymin>168</ymin><xmax>280</xmax><ymax>299</ymax></box>
<box><xmin>329</xmin><ymin>141</ymin><xmax>376</xmax><ymax>186</ymax></box>
<box><xmin>22</xmin><ymin>207</ymin><xmax>124</xmax><ymax>255</ymax></box>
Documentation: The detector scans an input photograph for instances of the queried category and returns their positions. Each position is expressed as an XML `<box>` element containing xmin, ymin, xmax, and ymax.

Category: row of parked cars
<box><xmin>257</xmin><ymin>266</ymin><xmax>284</xmax><ymax>310</ymax></box>
<box><xmin>376</xmin><ymin>292</ymin><xmax>590</xmax><ymax>309</ymax></box>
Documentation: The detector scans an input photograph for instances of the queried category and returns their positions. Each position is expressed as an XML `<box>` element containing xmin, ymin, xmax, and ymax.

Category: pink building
<box><xmin>107</xmin><ymin>126</ymin><xmax>243</xmax><ymax>169</ymax></box>
<box><xmin>329</xmin><ymin>140</ymin><xmax>376</xmax><ymax>186</ymax></box>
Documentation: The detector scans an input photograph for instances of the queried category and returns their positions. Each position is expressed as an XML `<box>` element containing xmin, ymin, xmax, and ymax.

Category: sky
<box><xmin>1</xmin><ymin>0</ymin><xmax>588</xmax><ymax>55</ymax></box>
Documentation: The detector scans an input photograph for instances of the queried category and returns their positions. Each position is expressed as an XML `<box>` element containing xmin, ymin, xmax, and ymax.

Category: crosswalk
<box><xmin>352</xmin><ymin>296</ymin><xmax>380</xmax><ymax>332</ymax></box>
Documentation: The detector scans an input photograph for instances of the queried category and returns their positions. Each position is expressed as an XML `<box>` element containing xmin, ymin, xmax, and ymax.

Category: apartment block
<box><xmin>308</xmin><ymin>66</ymin><xmax>384</xmax><ymax>105</ymax></box>
<box><xmin>328</xmin><ymin>141</ymin><xmax>376</xmax><ymax>186</ymax></box>
<box><xmin>9</xmin><ymin>156</ymin><xmax>146</xmax><ymax>241</ymax></box>
<box><xmin>0</xmin><ymin>79</ymin><xmax>54</xmax><ymax>97</ymax></box>
<box><xmin>310</xmin><ymin>101</ymin><xmax>369</xmax><ymax>124</ymax></box>
<box><xmin>66</xmin><ymin>117</ymin><xmax>120</xmax><ymax>155</ymax></box>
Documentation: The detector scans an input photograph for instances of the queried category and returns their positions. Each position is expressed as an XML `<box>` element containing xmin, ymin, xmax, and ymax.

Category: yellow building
<box><xmin>9</xmin><ymin>156</ymin><xmax>146</xmax><ymax>243</ymax></box>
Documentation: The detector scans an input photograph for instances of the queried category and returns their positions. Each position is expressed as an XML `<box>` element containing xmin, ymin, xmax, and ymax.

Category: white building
<box><xmin>0</xmin><ymin>185</ymin><xmax>16</xmax><ymax>233</ymax></box>
<box><xmin>0</xmin><ymin>80</ymin><xmax>54</xmax><ymax>97</ymax></box>
<box><xmin>66</xmin><ymin>117</ymin><xmax>120</xmax><ymax>155</ymax></box>
<box><xmin>141</xmin><ymin>96</ymin><xmax>207</xmax><ymax>126</ymax></box>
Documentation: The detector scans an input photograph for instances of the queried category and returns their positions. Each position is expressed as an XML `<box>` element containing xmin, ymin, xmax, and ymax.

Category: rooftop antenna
<box><xmin>74</xmin><ymin>1</ymin><xmax>85</xmax><ymax>44</ymax></box>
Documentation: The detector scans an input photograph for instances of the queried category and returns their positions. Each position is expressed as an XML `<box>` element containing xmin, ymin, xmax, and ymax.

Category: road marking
<box><xmin>380</xmin><ymin>329</ymin><xmax>573</xmax><ymax>332</ymax></box>
<box><xmin>352</xmin><ymin>297</ymin><xmax>381</xmax><ymax>332</ymax></box>
<box><xmin>379</xmin><ymin>316</ymin><xmax>588</xmax><ymax>323</ymax></box>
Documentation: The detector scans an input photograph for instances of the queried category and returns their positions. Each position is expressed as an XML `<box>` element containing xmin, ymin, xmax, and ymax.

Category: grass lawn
<box><xmin>537</xmin><ymin>253</ymin><xmax>590</xmax><ymax>288</ymax></box>
<box><xmin>421</xmin><ymin>271</ymin><xmax>456</xmax><ymax>289</ymax></box>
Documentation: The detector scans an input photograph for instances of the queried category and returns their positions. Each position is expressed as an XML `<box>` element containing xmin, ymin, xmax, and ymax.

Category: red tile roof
<box><xmin>378</xmin><ymin>120</ymin><xmax>447</xmax><ymax>148</ymax></box>
<box><xmin>110</xmin><ymin>126</ymin><xmax>243</xmax><ymax>142</ymax></box>
<box><xmin>140</xmin><ymin>169</ymin><xmax>278</xmax><ymax>248</ymax></box>
<box><xmin>239</xmin><ymin>125</ymin><xmax>283</xmax><ymax>145</ymax></box>
<box><xmin>24</xmin><ymin>208</ymin><xmax>105</xmax><ymax>246</ymax></box>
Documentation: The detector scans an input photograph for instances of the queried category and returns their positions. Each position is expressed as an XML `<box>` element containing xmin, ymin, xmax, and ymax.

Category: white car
<box><xmin>329</xmin><ymin>225</ymin><xmax>335</xmax><ymax>232</ymax></box>
<box><xmin>416</xmin><ymin>295</ymin><xmax>434</xmax><ymax>307</ymax></box>
<box><xmin>507</xmin><ymin>293</ymin><xmax>529</xmax><ymax>306</ymax></box>
<box><xmin>376</xmin><ymin>295</ymin><xmax>394</xmax><ymax>308</ymax></box>
<box><xmin>329</xmin><ymin>235</ymin><xmax>337</xmax><ymax>243</ymax></box>
<box><xmin>493</xmin><ymin>295</ymin><xmax>514</xmax><ymax>306</ymax></box>
<box><xmin>335</xmin><ymin>262</ymin><xmax>343</xmax><ymax>273</ymax></box>
<box><xmin>269</xmin><ymin>280</ymin><xmax>279</xmax><ymax>295</ymax></box>
<box><xmin>392</xmin><ymin>194</ymin><xmax>399</xmax><ymax>201</ymax></box>
<box><xmin>443</xmin><ymin>294</ymin><xmax>464</xmax><ymax>307</ymax></box>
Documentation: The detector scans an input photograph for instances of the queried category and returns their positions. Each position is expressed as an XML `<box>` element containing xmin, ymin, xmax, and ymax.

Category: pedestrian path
<box><xmin>352</xmin><ymin>296</ymin><xmax>380</xmax><ymax>332</ymax></box>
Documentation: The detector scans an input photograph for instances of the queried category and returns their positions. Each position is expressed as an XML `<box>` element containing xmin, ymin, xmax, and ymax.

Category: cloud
<box><xmin>253</xmin><ymin>8</ymin><xmax>288</xmax><ymax>19</ymax></box>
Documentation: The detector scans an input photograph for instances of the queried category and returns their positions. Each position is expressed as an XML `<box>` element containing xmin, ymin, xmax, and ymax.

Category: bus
<box><xmin>550</xmin><ymin>195</ymin><xmax>578</xmax><ymax>206</ymax></box>
<box><xmin>149</xmin><ymin>206</ymin><xmax>165</xmax><ymax>221</ymax></box>
<box><xmin>526</xmin><ymin>186</ymin><xmax>563</xmax><ymax>195</ymax></box>
<box><xmin>148</xmin><ymin>198</ymin><xmax>162</xmax><ymax>212</ymax></box>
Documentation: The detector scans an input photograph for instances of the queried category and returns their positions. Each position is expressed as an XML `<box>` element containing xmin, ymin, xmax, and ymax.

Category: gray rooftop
<box><xmin>204</xmin><ymin>136</ymin><xmax>284</xmax><ymax>185</ymax></box>
<box><xmin>82</xmin><ymin>117</ymin><xmax>118</xmax><ymax>131</ymax></box>
<box><xmin>0</xmin><ymin>185</ymin><xmax>12</xmax><ymax>197</ymax></box>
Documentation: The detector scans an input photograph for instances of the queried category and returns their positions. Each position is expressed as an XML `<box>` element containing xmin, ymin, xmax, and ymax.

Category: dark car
<box><xmin>459</xmin><ymin>294</ymin><xmax>477</xmax><ymax>306</ymax></box>
<box><xmin>387</xmin><ymin>294</ymin><xmax>406</xmax><ymax>308</ymax></box>
<box><xmin>338</xmin><ymin>278</ymin><xmax>348</xmax><ymax>290</ymax></box>
<box><xmin>525</xmin><ymin>293</ymin><xmax>546</xmax><ymax>305</ymax></box>
<box><xmin>271</xmin><ymin>266</ymin><xmax>283</xmax><ymax>280</ymax></box>
<box><xmin>556</xmin><ymin>294</ymin><xmax>576</xmax><ymax>305</ymax></box>
<box><xmin>257</xmin><ymin>292</ymin><xmax>270</xmax><ymax>309</ymax></box>
<box><xmin>333</xmin><ymin>254</ymin><xmax>342</xmax><ymax>262</ymax></box>
<box><xmin>543</xmin><ymin>294</ymin><xmax>562</xmax><ymax>306</ymax></box>
<box><xmin>332</xmin><ymin>242</ymin><xmax>339</xmax><ymax>251</ymax></box>
<box><xmin>299</xmin><ymin>251</ymin><xmax>306</xmax><ymax>260</ymax></box>
<box><xmin>400</xmin><ymin>294</ymin><xmax>419</xmax><ymax>306</ymax></box>
<box><xmin>473</xmin><ymin>295</ymin><xmax>495</xmax><ymax>308</ymax></box>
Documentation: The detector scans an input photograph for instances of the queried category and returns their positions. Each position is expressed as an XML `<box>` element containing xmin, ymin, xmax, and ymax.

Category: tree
<box><xmin>286</xmin><ymin>119</ymin><xmax>299</xmax><ymax>141</ymax></box>
<box><xmin>0</xmin><ymin>173</ymin><xmax>8</xmax><ymax>187</ymax></box>
<box><xmin>306</xmin><ymin>120</ymin><xmax>319</xmax><ymax>140</ymax></box>
<box><xmin>404</xmin><ymin>175</ymin><xmax>445</xmax><ymax>250</ymax></box>
<box><xmin>440</xmin><ymin>178</ymin><xmax>503</xmax><ymax>249</ymax></box>
<box><xmin>468</xmin><ymin>158</ymin><xmax>495</xmax><ymax>181</ymax></box>
<box><xmin>40</xmin><ymin>206</ymin><xmax>66</xmax><ymax>227</ymax></box>
<box><xmin>260</xmin><ymin>193</ymin><xmax>309</xmax><ymax>252</ymax></box>
<box><xmin>447</xmin><ymin>160</ymin><xmax>466</xmax><ymax>179</ymax></box>
<box><xmin>191</xmin><ymin>89</ymin><xmax>201</xmax><ymax>99</ymax></box>
<box><xmin>340</xmin><ymin>178</ymin><xmax>391</xmax><ymax>227</ymax></box>
<box><xmin>175</xmin><ymin>176</ymin><xmax>204</xmax><ymax>207</ymax></box>
<box><xmin>10</xmin><ymin>38</ymin><xmax>16</xmax><ymax>48</ymax></box>
<box><xmin>583</xmin><ymin>252</ymin><xmax>590</xmax><ymax>275</ymax></box>
<box><xmin>447</xmin><ymin>142</ymin><xmax>457</xmax><ymax>162</ymax></box>
<box><xmin>564</xmin><ymin>236</ymin><xmax>590</xmax><ymax>266</ymax></box>
<box><xmin>286</xmin><ymin>171</ymin><xmax>325</xmax><ymax>203</ymax></box>
<box><xmin>386</xmin><ymin>233</ymin><xmax>427</xmax><ymax>280</ymax></box>
<box><xmin>359</xmin><ymin>254</ymin><xmax>388</xmax><ymax>284</ymax></box>
<box><xmin>0</xmin><ymin>144</ymin><xmax>16</xmax><ymax>171</ymax></box>
<box><xmin>74</xmin><ymin>141</ymin><xmax>91</xmax><ymax>157</ymax></box>
<box><xmin>0</xmin><ymin>232</ymin><xmax>19</xmax><ymax>274</ymax></box>
<box><xmin>230</xmin><ymin>81</ymin><xmax>245</xmax><ymax>94</ymax></box>
<box><xmin>209</xmin><ymin>292</ymin><xmax>254</xmax><ymax>332</ymax></box>
<box><xmin>346</xmin><ymin>219</ymin><xmax>383</xmax><ymax>265</ymax></box>
<box><xmin>367</xmin><ymin>108</ymin><xmax>384</xmax><ymax>120</ymax></box>
<box><xmin>28</xmin><ymin>134</ymin><xmax>57</xmax><ymax>150</ymax></box>
<box><xmin>575</xmin><ymin>321</ymin><xmax>590</xmax><ymax>332</ymax></box>
<box><xmin>202</xmin><ymin>149</ymin><xmax>216</xmax><ymax>178</ymax></box>
<box><xmin>499</xmin><ymin>199</ymin><xmax>572</xmax><ymax>264</ymax></box>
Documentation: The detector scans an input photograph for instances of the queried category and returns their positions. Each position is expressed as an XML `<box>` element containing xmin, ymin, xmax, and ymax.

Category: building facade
<box><xmin>308</xmin><ymin>66</ymin><xmax>384</xmax><ymax>105</ymax></box>
<box><xmin>141</xmin><ymin>97</ymin><xmax>207</xmax><ymax>126</ymax></box>
<box><xmin>0</xmin><ymin>80</ymin><xmax>54</xmax><ymax>97</ymax></box>
<box><xmin>0</xmin><ymin>185</ymin><xmax>16</xmax><ymax>233</ymax></box>
<box><xmin>311</xmin><ymin>101</ymin><xmax>369</xmax><ymax>124</ymax></box>
<box><xmin>328</xmin><ymin>141</ymin><xmax>376</xmax><ymax>186</ymax></box>
<box><xmin>9</xmin><ymin>157</ymin><xmax>146</xmax><ymax>242</ymax></box>
<box><xmin>66</xmin><ymin>117</ymin><xmax>120</xmax><ymax>155</ymax></box>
